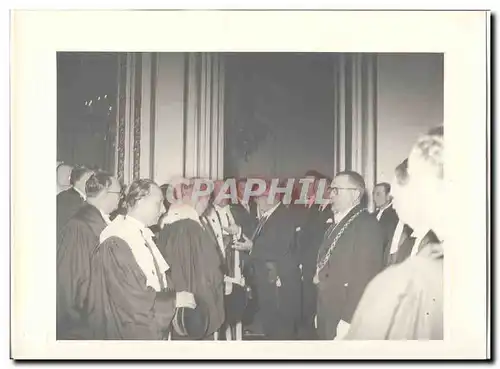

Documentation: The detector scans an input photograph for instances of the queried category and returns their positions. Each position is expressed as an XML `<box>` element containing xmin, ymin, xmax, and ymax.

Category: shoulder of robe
<box><xmin>164</xmin><ymin>218</ymin><xmax>202</xmax><ymax>234</ymax></box>
<box><xmin>96</xmin><ymin>236</ymin><xmax>131</xmax><ymax>255</ymax></box>
<box><xmin>362</xmin><ymin>262</ymin><xmax>414</xmax><ymax>302</ymax></box>
<box><xmin>160</xmin><ymin>219</ymin><xmax>203</xmax><ymax>246</ymax></box>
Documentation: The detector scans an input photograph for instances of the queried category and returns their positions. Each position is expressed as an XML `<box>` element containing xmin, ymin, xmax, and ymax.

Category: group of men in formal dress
<box><xmin>56</xmin><ymin>125</ymin><xmax>444</xmax><ymax>341</ymax></box>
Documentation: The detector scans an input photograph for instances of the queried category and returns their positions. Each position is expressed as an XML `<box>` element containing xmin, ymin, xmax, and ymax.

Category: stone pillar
<box><xmin>115</xmin><ymin>52</ymin><xmax>225</xmax><ymax>186</ymax></box>
<box><xmin>184</xmin><ymin>53</ymin><xmax>225</xmax><ymax>180</ymax></box>
<box><xmin>333</xmin><ymin>53</ymin><xmax>378</xmax><ymax>211</ymax></box>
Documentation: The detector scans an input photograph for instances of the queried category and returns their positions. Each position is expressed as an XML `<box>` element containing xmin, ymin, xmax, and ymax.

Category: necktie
<box><xmin>251</xmin><ymin>215</ymin><xmax>267</xmax><ymax>241</ymax></box>
<box><xmin>141</xmin><ymin>229</ymin><xmax>166</xmax><ymax>291</ymax></box>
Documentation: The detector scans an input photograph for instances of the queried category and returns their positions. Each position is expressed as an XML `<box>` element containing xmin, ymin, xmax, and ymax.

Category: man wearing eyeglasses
<box><xmin>57</xmin><ymin>171</ymin><xmax>122</xmax><ymax>339</ymax></box>
<box><xmin>315</xmin><ymin>171</ymin><xmax>385</xmax><ymax>340</ymax></box>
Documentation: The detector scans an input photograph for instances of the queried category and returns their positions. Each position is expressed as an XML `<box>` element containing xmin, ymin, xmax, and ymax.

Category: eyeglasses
<box><xmin>329</xmin><ymin>187</ymin><xmax>359</xmax><ymax>196</ymax></box>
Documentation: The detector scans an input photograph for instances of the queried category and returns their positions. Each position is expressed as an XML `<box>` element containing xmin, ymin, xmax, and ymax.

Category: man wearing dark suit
<box><xmin>293</xmin><ymin>173</ymin><xmax>333</xmax><ymax>339</ymax></box>
<box><xmin>248</xmin><ymin>186</ymin><xmax>303</xmax><ymax>340</ymax></box>
<box><xmin>57</xmin><ymin>171</ymin><xmax>121</xmax><ymax>339</ymax></box>
<box><xmin>373</xmin><ymin>182</ymin><xmax>399</xmax><ymax>261</ymax></box>
<box><xmin>56</xmin><ymin>165</ymin><xmax>93</xmax><ymax>234</ymax></box>
<box><xmin>315</xmin><ymin>171</ymin><xmax>385</xmax><ymax>340</ymax></box>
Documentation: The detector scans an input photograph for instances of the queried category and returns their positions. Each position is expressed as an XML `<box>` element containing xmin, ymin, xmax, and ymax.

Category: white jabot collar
<box><xmin>100</xmin><ymin>215</ymin><xmax>169</xmax><ymax>291</ymax></box>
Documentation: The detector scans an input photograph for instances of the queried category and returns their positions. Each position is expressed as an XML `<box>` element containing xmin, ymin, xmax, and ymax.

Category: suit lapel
<box><xmin>202</xmin><ymin>215</ymin><xmax>218</xmax><ymax>246</ymax></box>
<box><xmin>252</xmin><ymin>204</ymin><xmax>279</xmax><ymax>242</ymax></box>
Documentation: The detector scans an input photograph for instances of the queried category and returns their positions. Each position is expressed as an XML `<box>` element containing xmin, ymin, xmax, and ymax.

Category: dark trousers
<box><xmin>251</xmin><ymin>261</ymin><xmax>300</xmax><ymax>340</ymax></box>
<box><xmin>298</xmin><ymin>271</ymin><xmax>319</xmax><ymax>339</ymax></box>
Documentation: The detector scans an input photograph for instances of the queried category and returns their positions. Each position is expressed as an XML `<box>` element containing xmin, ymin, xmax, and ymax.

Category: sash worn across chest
<box><xmin>316</xmin><ymin>207</ymin><xmax>366</xmax><ymax>275</ymax></box>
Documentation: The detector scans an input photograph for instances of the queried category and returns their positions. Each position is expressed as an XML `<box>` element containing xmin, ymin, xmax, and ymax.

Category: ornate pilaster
<box><xmin>115</xmin><ymin>53</ymin><xmax>142</xmax><ymax>185</ymax></box>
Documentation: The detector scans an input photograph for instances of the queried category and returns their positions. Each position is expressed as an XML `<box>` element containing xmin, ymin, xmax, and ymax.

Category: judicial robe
<box><xmin>345</xmin><ymin>242</ymin><xmax>443</xmax><ymax>340</ymax></box>
<box><xmin>249</xmin><ymin>204</ymin><xmax>302</xmax><ymax>340</ymax></box>
<box><xmin>86</xmin><ymin>217</ymin><xmax>175</xmax><ymax>340</ymax></box>
<box><xmin>157</xmin><ymin>205</ymin><xmax>225</xmax><ymax>338</ymax></box>
<box><xmin>56</xmin><ymin>203</ymin><xmax>107</xmax><ymax>340</ymax></box>
<box><xmin>316</xmin><ymin>204</ymin><xmax>385</xmax><ymax>340</ymax></box>
<box><xmin>296</xmin><ymin>204</ymin><xmax>333</xmax><ymax>338</ymax></box>
<box><xmin>57</xmin><ymin>187</ymin><xmax>85</xmax><ymax>234</ymax></box>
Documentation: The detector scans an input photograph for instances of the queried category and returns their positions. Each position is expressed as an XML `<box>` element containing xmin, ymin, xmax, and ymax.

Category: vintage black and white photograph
<box><xmin>12</xmin><ymin>10</ymin><xmax>489</xmax><ymax>360</ymax></box>
<box><xmin>55</xmin><ymin>51</ymin><xmax>445</xmax><ymax>342</ymax></box>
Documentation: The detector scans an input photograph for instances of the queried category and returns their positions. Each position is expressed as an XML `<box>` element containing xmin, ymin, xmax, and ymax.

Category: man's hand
<box><xmin>175</xmin><ymin>291</ymin><xmax>196</xmax><ymax>309</ymax></box>
<box><xmin>233</xmin><ymin>233</ymin><xmax>253</xmax><ymax>251</ymax></box>
<box><xmin>222</xmin><ymin>224</ymin><xmax>240</xmax><ymax>236</ymax></box>
<box><xmin>224</xmin><ymin>275</ymin><xmax>246</xmax><ymax>287</ymax></box>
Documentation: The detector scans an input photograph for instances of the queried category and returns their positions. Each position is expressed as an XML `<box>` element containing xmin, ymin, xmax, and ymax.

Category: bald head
<box><xmin>56</xmin><ymin>163</ymin><xmax>73</xmax><ymax>194</ymax></box>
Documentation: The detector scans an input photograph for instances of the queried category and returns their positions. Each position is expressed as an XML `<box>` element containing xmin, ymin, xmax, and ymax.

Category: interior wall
<box><xmin>376</xmin><ymin>53</ymin><xmax>444</xmax><ymax>184</ymax></box>
<box><xmin>224</xmin><ymin>53</ymin><xmax>336</xmax><ymax>180</ymax></box>
<box><xmin>152</xmin><ymin>53</ymin><xmax>186</xmax><ymax>186</ymax></box>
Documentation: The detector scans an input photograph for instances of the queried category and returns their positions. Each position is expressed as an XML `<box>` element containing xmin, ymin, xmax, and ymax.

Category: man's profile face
<box><xmin>373</xmin><ymin>185</ymin><xmax>390</xmax><ymax>209</ymax></box>
<box><xmin>330</xmin><ymin>175</ymin><xmax>359</xmax><ymax>213</ymax></box>
<box><xmin>140</xmin><ymin>186</ymin><xmax>166</xmax><ymax>226</ymax></box>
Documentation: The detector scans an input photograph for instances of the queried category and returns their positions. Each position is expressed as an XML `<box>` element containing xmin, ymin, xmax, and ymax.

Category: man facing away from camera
<box><xmin>345</xmin><ymin>127</ymin><xmax>444</xmax><ymax>340</ymax></box>
<box><xmin>57</xmin><ymin>165</ymin><xmax>94</xmax><ymax>234</ymax></box>
<box><xmin>157</xmin><ymin>180</ymin><xmax>226</xmax><ymax>340</ymax></box>
<box><xmin>315</xmin><ymin>171</ymin><xmax>385</xmax><ymax>340</ymax></box>
<box><xmin>56</xmin><ymin>162</ymin><xmax>73</xmax><ymax>195</ymax></box>
<box><xmin>57</xmin><ymin>171</ymin><xmax>121</xmax><ymax>339</ymax></box>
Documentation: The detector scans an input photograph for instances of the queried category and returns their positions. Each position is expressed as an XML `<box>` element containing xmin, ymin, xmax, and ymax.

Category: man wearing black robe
<box><xmin>315</xmin><ymin>171</ymin><xmax>385</xmax><ymax>340</ymax></box>
<box><xmin>249</xmin><ymin>190</ymin><xmax>302</xmax><ymax>340</ymax></box>
<box><xmin>157</xmin><ymin>188</ymin><xmax>226</xmax><ymax>340</ymax></box>
<box><xmin>86</xmin><ymin>179</ymin><xmax>195</xmax><ymax>340</ymax></box>
<box><xmin>57</xmin><ymin>172</ymin><xmax>121</xmax><ymax>339</ymax></box>
<box><xmin>57</xmin><ymin>165</ymin><xmax>93</xmax><ymax>234</ymax></box>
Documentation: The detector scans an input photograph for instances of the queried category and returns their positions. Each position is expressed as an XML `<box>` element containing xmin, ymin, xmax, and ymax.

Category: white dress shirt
<box><xmin>389</xmin><ymin>220</ymin><xmax>405</xmax><ymax>255</ymax></box>
<box><xmin>257</xmin><ymin>202</ymin><xmax>281</xmax><ymax>221</ymax></box>
<box><xmin>376</xmin><ymin>201</ymin><xmax>393</xmax><ymax>221</ymax></box>
<box><xmin>410</xmin><ymin>229</ymin><xmax>430</xmax><ymax>257</ymax></box>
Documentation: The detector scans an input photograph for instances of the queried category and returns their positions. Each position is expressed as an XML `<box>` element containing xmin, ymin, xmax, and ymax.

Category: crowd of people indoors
<box><xmin>56</xmin><ymin>126</ymin><xmax>444</xmax><ymax>341</ymax></box>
